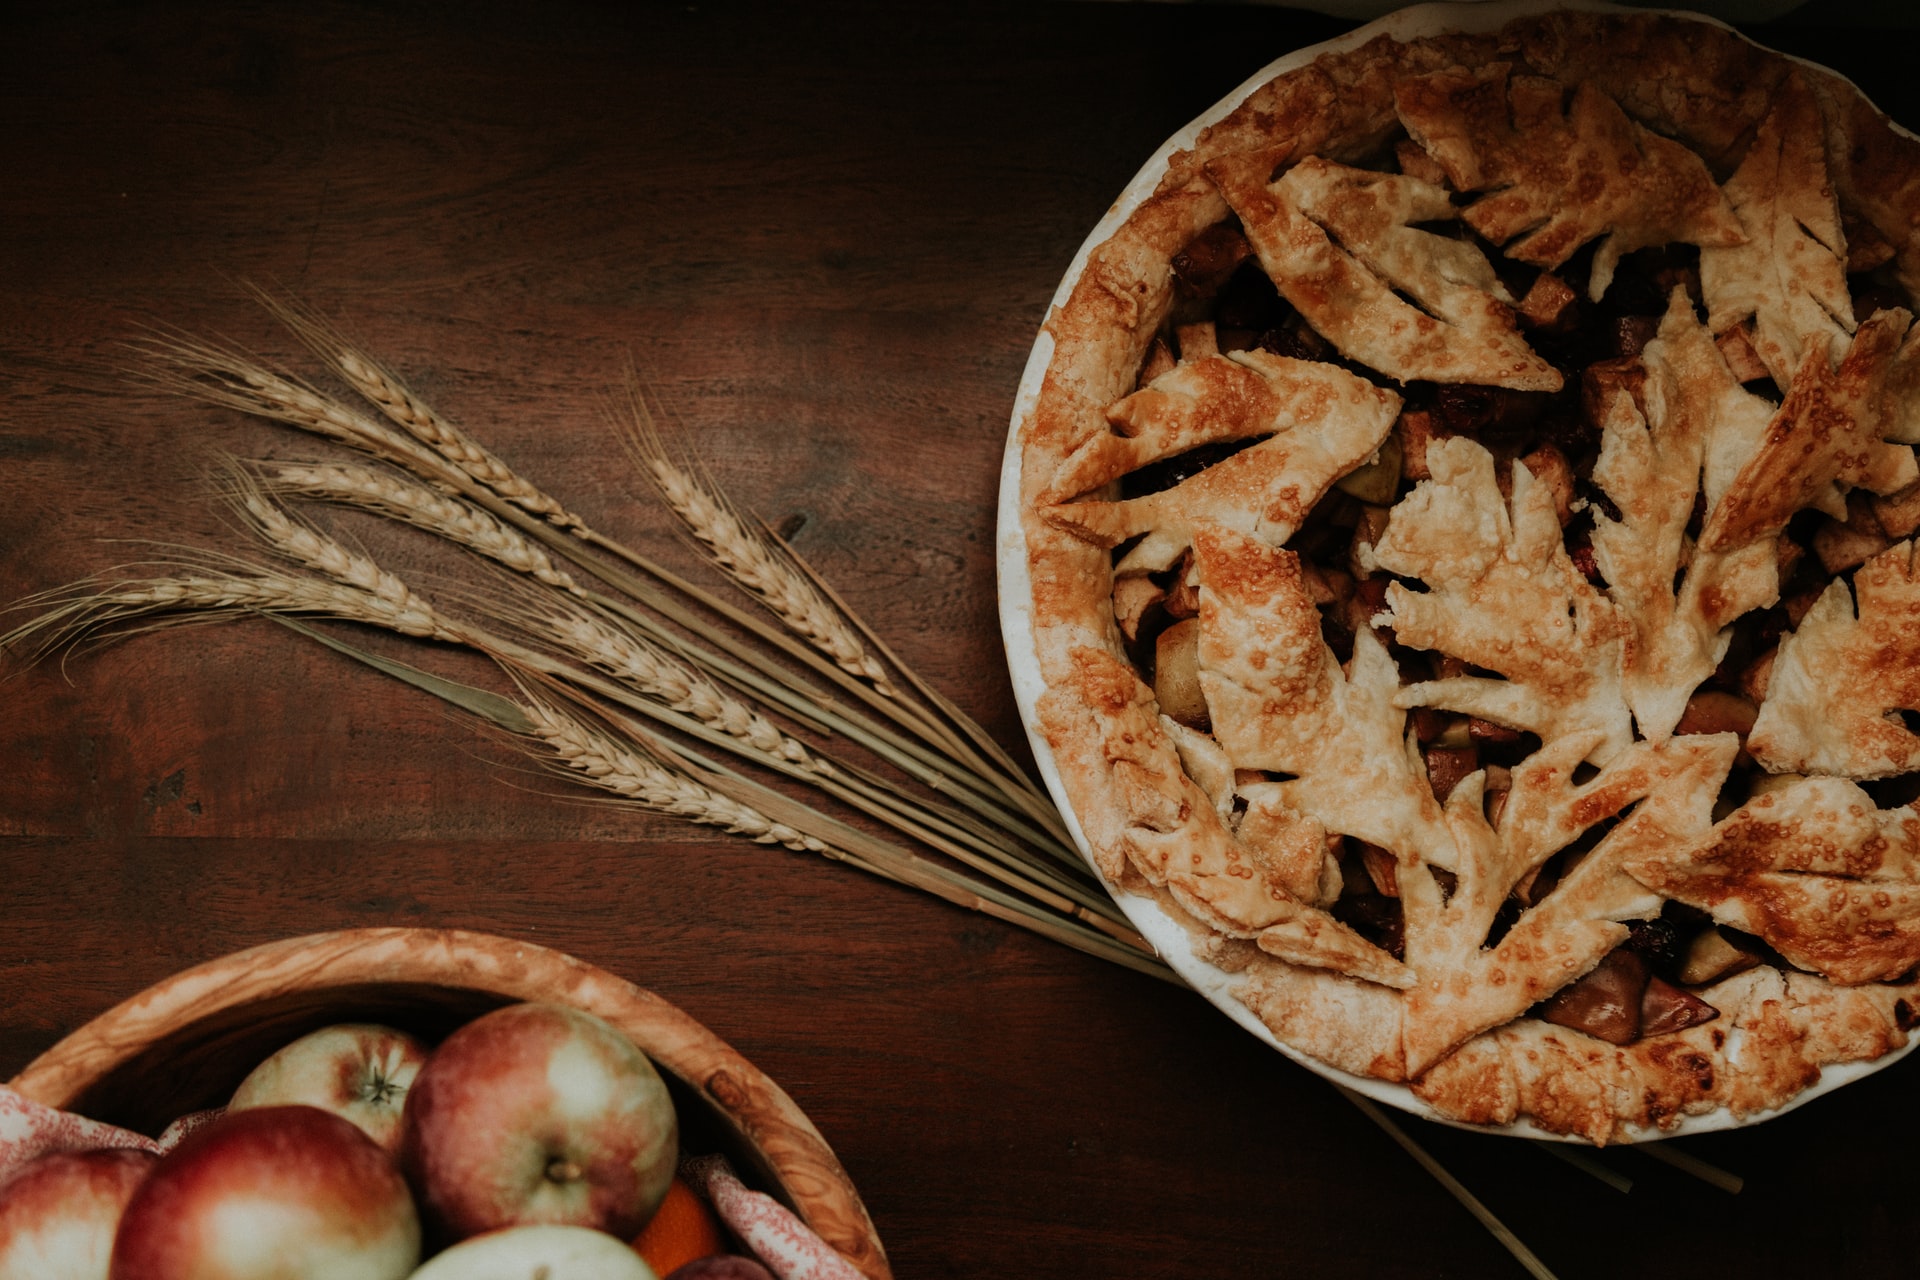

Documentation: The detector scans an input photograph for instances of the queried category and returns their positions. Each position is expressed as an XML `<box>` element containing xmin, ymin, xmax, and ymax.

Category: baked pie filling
<box><xmin>1015</xmin><ymin>11</ymin><xmax>1920</xmax><ymax>1141</ymax></box>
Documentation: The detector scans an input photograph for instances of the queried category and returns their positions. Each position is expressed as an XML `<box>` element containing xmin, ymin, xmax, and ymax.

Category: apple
<box><xmin>0</xmin><ymin>1148</ymin><xmax>156</xmax><ymax>1280</ymax></box>
<box><xmin>109</xmin><ymin>1104</ymin><xmax>420</xmax><ymax>1280</ymax></box>
<box><xmin>400</xmin><ymin>1002</ymin><xmax>677</xmax><ymax>1242</ymax></box>
<box><xmin>407</xmin><ymin>1224</ymin><xmax>660</xmax><ymax>1278</ymax></box>
<box><xmin>228</xmin><ymin>1023</ymin><xmax>429</xmax><ymax>1152</ymax></box>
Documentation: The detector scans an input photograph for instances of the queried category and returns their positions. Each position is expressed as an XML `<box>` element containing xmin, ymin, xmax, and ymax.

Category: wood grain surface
<box><xmin>3</xmin><ymin>4</ymin><xmax>1917</xmax><ymax>1277</ymax></box>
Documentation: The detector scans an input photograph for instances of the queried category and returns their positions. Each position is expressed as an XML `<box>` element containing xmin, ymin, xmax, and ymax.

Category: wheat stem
<box><xmin>620</xmin><ymin>385</ymin><xmax>900</xmax><ymax>697</ymax></box>
<box><xmin>771</xmin><ymin>524</ymin><xmax>1069</xmax><ymax>838</ymax></box>
<box><xmin>519</xmin><ymin>594</ymin><xmax>829</xmax><ymax>774</ymax></box>
<box><xmin>666</xmin><ymin>746</ymin><xmax>1173</xmax><ymax>981</ymax></box>
<box><xmin>250</xmin><ymin>288</ymin><xmax>587</xmax><ymax>532</ymax></box>
<box><xmin>817</xmin><ymin>758</ymin><xmax>1125</xmax><ymax>921</ymax></box>
<box><xmin>492</xmin><ymin>639</ymin><xmax>1133</xmax><ymax>932</ymax></box>
<box><xmin>126</xmin><ymin>311</ymin><xmax>1136</xmax><ymax>962</ymax></box>
<box><xmin>619</xmin><ymin>383</ymin><xmax>1071</xmax><ymax>848</ymax></box>
<box><xmin>494</xmin><ymin>675</ymin><xmax>1161</xmax><ymax>970</ymax></box>
<box><xmin>249</xmin><ymin>459</ymin><xmax>585</xmax><ymax>595</ymax></box>
<box><xmin>516</xmin><ymin>695</ymin><xmax>830</xmax><ymax>852</ymax></box>
<box><xmin>580</xmin><ymin>587</ymin><xmax>1083</xmax><ymax>865</ymax></box>
<box><xmin>166</xmin><ymin>329</ymin><xmax>1018</xmax><ymax>828</ymax></box>
<box><xmin>222</xmin><ymin>494</ymin><xmax>832</xmax><ymax>790</ymax></box>
<box><xmin>801</xmin><ymin>764</ymin><xmax>1136</xmax><ymax>936</ymax></box>
<box><xmin>0</xmin><ymin>568</ymin><xmax>461</xmax><ymax>661</ymax></box>
<box><xmin>213</xmin><ymin>482</ymin><xmax>839</xmax><ymax>794</ymax></box>
<box><xmin>140</xmin><ymin>335</ymin><xmax>466</xmax><ymax>489</ymax></box>
<box><xmin>1339</xmin><ymin>1088</ymin><xmax>1562</xmax><ymax>1280</ymax></box>
<box><xmin>150</xmin><ymin>329</ymin><xmax>1062</xmax><ymax>855</ymax></box>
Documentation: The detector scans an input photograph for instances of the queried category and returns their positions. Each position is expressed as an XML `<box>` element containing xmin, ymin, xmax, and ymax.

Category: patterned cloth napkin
<box><xmin>683</xmin><ymin>1153</ymin><xmax>865</xmax><ymax>1280</ymax></box>
<box><xmin>0</xmin><ymin>1085</ymin><xmax>219</xmax><ymax>1183</ymax></box>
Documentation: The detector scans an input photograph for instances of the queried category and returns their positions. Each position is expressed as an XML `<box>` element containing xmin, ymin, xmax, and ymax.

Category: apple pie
<box><xmin>1008</xmin><ymin>8</ymin><xmax>1920</xmax><ymax>1142</ymax></box>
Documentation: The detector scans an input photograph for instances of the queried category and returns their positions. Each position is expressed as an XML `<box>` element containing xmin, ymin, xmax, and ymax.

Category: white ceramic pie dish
<box><xmin>996</xmin><ymin>0</ymin><xmax>1920</xmax><ymax>1142</ymax></box>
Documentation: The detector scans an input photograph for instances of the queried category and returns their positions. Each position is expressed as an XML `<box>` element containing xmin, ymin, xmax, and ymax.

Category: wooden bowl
<box><xmin>4</xmin><ymin>927</ymin><xmax>890</xmax><ymax>1280</ymax></box>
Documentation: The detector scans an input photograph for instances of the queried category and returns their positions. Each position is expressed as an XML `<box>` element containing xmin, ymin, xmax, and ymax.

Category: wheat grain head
<box><xmin>617</xmin><ymin>381</ymin><xmax>900</xmax><ymax>697</ymax></box>
<box><xmin>1</xmin><ymin>564</ymin><xmax>461</xmax><ymax>665</ymax></box>
<box><xmin>514</xmin><ymin>693</ymin><xmax>831</xmax><ymax>852</ymax></box>
<box><xmin>137</xmin><ymin>333</ymin><xmax>462</xmax><ymax>486</ymax></box>
<box><xmin>487</xmin><ymin>585</ymin><xmax>827</xmax><ymax>773</ymax></box>
<box><xmin>250</xmin><ymin>288</ymin><xmax>586</xmax><ymax>532</ymax></box>
<box><xmin>248</xmin><ymin>458</ymin><xmax>585</xmax><ymax>595</ymax></box>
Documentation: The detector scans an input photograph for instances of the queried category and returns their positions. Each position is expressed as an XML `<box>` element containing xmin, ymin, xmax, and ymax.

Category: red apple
<box><xmin>0</xmin><ymin>1148</ymin><xmax>156</xmax><ymax>1280</ymax></box>
<box><xmin>109</xmin><ymin>1105</ymin><xmax>420</xmax><ymax>1280</ymax></box>
<box><xmin>401</xmin><ymin>1002</ymin><xmax>677</xmax><ymax>1242</ymax></box>
<box><xmin>228</xmin><ymin>1023</ymin><xmax>428</xmax><ymax>1152</ymax></box>
<box><xmin>407</xmin><ymin>1224</ymin><xmax>659</xmax><ymax>1278</ymax></box>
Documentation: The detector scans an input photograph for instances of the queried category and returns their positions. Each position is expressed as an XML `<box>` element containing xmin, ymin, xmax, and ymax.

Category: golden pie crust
<box><xmin>1013</xmin><ymin>9</ymin><xmax>1920</xmax><ymax>1142</ymax></box>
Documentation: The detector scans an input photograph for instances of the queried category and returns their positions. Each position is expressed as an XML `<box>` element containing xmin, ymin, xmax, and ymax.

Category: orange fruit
<box><xmin>633</xmin><ymin>1176</ymin><xmax>728</xmax><ymax>1275</ymax></box>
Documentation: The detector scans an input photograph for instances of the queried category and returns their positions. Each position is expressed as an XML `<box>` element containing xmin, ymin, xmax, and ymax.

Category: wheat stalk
<box><xmin>619</xmin><ymin>385</ymin><xmax>901</xmax><ymax>698</ymax></box>
<box><xmin>220</xmin><ymin>483</ymin><xmax>805</xmax><ymax>771</ymax></box>
<box><xmin>249</xmin><ymin>459</ymin><xmax>585</xmax><ymax>595</ymax></box>
<box><xmin>514</xmin><ymin>593</ymin><xmax>830</xmax><ymax>774</ymax></box>
<box><xmin>228</xmin><ymin>482</ymin><xmax>436</xmax><ymax>614</ymax></box>
<box><xmin>140</xmin><ymin>334</ymin><xmax>463</xmax><ymax>487</ymax></box>
<box><xmin>0</xmin><ymin>566</ymin><xmax>461</xmax><ymax>661</ymax></box>
<box><xmin>220</xmin><ymin>480</ymin><xmax>902</xmax><ymax>811</ymax></box>
<box><xmin>516</xmin><ymin>693</ymin><xmax>834</xmax><ymax>854</ymax></box>
<box><xmin>252</xmin><ymin>289</ymin><xmax>586</xmax><ymax>532</ymax></box>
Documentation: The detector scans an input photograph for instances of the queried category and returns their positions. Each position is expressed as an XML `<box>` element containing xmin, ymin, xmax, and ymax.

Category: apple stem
<box><xmin>544</xmin><ymin>1157</ymin><xmax>584</xmax><ymax>1184</ymax></box>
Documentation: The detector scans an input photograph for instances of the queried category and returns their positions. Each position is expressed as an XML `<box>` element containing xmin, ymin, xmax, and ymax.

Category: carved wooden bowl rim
<box><xmin>5</xmin><ymin>926</ymin><xmax>891</xmax><ymax>1280</ymax></box>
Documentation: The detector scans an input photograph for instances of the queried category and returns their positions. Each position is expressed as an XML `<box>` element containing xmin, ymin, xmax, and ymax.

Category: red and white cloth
<box><xmin>0</xmin><ymin>1086</ymin><xmax>219</xmax><ymax>1184</ymax></box>
<box><xmin>682</xmin><ymin>1153</ymin><xmax>864</xmax><ymax>1280</ymax></box>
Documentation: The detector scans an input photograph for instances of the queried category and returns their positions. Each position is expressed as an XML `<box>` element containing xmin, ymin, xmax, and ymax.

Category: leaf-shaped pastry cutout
<box><xmin>1702</xmin><ymin>307</ymin><xmax>1920</xmax><ymax>551</ymax></box>
<box><xmin>1062</xmin><ymin>646</ymin><xmax>1306</xmax><ymax>934</ymax></box>
<box><xmin>1236</xmin><ymin>782</ymin><xmax>1341</xmax><ymax>906</ymax></box>
<box><xmin>1237</xmin><ymin>958</ymin><xmax>1410</xmax><ymax>1082</ymax></box>
<box><xmin>1400</xmin><ymin>733</ymin><xmax>1737</xmax><ymax>1075</ymax></box>
<box><xmin>1699</xmin><ymin>70</ymin><xmax>1856</xmax><ymax>390</ymax></box>
<box><xmin>1590</xmin><ymin>292</ymin><xmax>1780</xmax><ymax>740</ymax></box>
<box><xmin>1159</xmin><ymin>715</ymin><xmax>1235</xmax><ymax>822</ymax></box>
<box><xmin>1042</xmin><ymin>350</ymin><xmax>1399</xmax><ymax>572</ymax></box>
<box><xmin>1882</xmin><ymin>329</ymin><xmax>1920</xmax><ymax>446</ymax></box>
<box><xmin>1258</xmin><ymin>902</ymin><xmax>1416</xmax><ymax>990</ymax></box>
<box><xmin>1748</xmin><ymin>539</ymin><xmax>1920</xmax><ymax>778</ymax></box>
<box><xmin>1412</xmin><ymin>964</ymin><xmax>1906</xmax><ymax>1144</ymax></box>
<box><xmin>1205</xmin><ymin>154</ymin><xmax>1560</xmax><ymax>390</ymax></box>
<box><xmin>1193</xmin><ymin>522</ymin><xmax>1459</xmax><ymax>871</ymax></box>
<box><xmin>1395</xmin><ymin>64</ymin><xmax>1744</xmax><ymax>301</ymax></box>
<box><xmin>1625</xmin><ymin>778</ymin><xmax>1920</xmax><ymax>983</ymax></box>
<box><xmin>1369</xmin><ymin>436</ymin><xmax>1635</xmax><ymax>763</ymax></box>
<box><xmin>1181</xmin><ymin>523</ymin><xmax>1437</xmax><ymax>985</ymax></box>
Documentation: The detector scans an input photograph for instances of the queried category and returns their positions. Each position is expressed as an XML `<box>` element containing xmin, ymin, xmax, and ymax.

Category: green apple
<box><xmin>229</xmin><ymin>1024</ymin><xmax>429</xmax><ymax>1154</ymax></box>
<box><xmin>407</xmin><ymin>1224</ymin><xmax>658</xmax><ymax>1279</ymax></box>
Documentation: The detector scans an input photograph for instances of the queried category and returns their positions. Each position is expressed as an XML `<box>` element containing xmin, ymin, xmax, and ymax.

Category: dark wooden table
<box><xmin>5</xmin><ymin>4</ymin><xmax>1917</xmax><ymax>1277</ymax></box>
